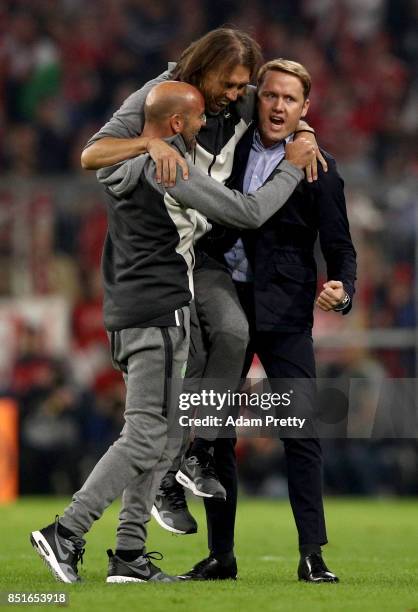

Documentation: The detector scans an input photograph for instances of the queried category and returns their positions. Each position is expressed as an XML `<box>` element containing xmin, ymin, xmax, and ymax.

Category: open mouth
<box><xmin>270</xmin><ymin>116</ymin><xmax>285</xmax><ymax>126</ymax></box>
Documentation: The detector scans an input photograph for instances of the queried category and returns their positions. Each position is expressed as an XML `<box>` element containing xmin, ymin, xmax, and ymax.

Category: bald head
<box><xmin>142</xmin><ymin>81</ymin><xmax>206</xmax><ymax>150</ymax></box>
<box><xmin>144</xmin><ymin>81</ymin><xmax>204</xmax><ymax>123</ymax></box>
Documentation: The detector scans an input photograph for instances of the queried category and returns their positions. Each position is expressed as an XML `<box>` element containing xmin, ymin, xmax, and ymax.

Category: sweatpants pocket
<box><xmin>108</xmin><ymin>330</ymin><xmax>128</xmax><ymax>373</ymax></box>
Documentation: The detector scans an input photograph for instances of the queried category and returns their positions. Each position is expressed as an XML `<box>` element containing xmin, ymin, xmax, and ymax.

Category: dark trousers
<box><xmin>185</xmin><ymin>256</ymin><xmax>247</xmax><ymax>556</ymax></box>
<box><xmin>204</xmin><ymin>437</ymin><xmax>238</xmax><ymax>555</ymax></box>
<box><xmin>184</xmin><ymin>261</ymin><xmax>328</xmax><ymax>552</ymax></box>
<box><xmin>236</xmin><ymin>280</ymin><xmax>327</xmax><ymax>548</ymax></box>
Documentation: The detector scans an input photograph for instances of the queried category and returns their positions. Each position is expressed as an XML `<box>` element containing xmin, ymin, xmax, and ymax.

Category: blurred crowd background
<box><xmin>0</xmin><ymin>0</ymin><xmax>417</xmax><ymax>497</ymax></box>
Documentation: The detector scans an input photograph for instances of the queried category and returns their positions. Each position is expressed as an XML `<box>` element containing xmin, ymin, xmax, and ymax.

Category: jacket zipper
<box><xmin>207</xmin><ymin>115</ymin><xmax>222</xmax><ymax>176</ymax></box>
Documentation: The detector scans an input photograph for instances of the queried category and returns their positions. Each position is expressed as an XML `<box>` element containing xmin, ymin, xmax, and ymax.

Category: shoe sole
<box><xmin>151</xmin><ymin>505</ymin><xmax>197</xmax><ymax>535</ymax></box>
<box><xmin>175</xmin><ymin>471</ymin><xmax>226</xmax><ymax>500</ymax></box>
<box><xmin>298</xmin><ymin>577</ymin><xmax>339</xmax><ymax>583</ymax></box>
<box><xmin>178</xmin><ymin>574</ymin><xmax>238</xmax><ymax>581</ymax></box>
<box><xmin>107</xmin><ymin>576</ymin><xmax>179</xmax><ymax>584</ymax></box>
<box><xmin>30</xmin><ymin>531</ymin><xmax>76</xmax><ymax>584</ymax></box>
<box><xmin>106</xmin><ymin>576</ymin><xmax>146</xmax><ymax>583</ymax></box>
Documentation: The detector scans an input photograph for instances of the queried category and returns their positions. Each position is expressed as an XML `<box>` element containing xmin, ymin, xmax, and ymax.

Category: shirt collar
<box><xmin>252</xmin><ymin>129</ymin><xmax>294</xmax><ymax>152</ymax></box>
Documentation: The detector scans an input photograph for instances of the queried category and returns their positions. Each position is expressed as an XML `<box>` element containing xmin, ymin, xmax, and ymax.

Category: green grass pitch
<box><xmin>1</xmin><ymin>497</ymin><xmax>418</xmax><ymax>611</ymax></box>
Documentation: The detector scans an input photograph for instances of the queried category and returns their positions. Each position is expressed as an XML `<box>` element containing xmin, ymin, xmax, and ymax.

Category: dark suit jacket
<box><xmin>200</xmin><ymin>125</ymin><xmax>357</xmax><ymax>333</ymax></box>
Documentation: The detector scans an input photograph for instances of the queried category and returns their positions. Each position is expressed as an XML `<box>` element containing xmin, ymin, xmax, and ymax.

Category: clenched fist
<box><xmin>316</xmin><ymin>280</ymin><xmax>346</xmax><ymax>311</ymax></box>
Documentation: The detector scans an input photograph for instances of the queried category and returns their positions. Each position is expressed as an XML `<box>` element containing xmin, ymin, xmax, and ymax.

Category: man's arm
<box><xmin>80</xmin><ymin>67</ymin><xmax>188</xmax><ymax>183</ymax></box>
<box><xmin>81</xmin><ymin>135</ymin><xmax>150</xmax><ymax>170</ymax></box>
<box><xmin>295</xmin><ymin>120</ymin><xmax>328</xmax><ymax>182</ymax></box>
<box><xmin>166</xmin><ymin>140</ymin><xmax>314</xmax><ymax>230</ymax></box>
<box><xmin>314</xmin><ymin>157</ymin><xmax>357</xmax><ymax>314</ymax></box>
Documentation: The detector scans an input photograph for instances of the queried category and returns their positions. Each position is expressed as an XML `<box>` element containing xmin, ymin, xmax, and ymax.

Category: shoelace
<box><xmin>198</xmin><ymin>457</ymin><xmax>218</xmax><ymax>480</ymax></box>
<box><xmin>143</xmin><ymin>551</ymin><xmax>164</xmax><ymax>562</ymax></box>
<box><xmin>54</xmin><ymin>516</ymin><xmax>85</xmax><ymax>570</ymax></box>
<box><xmin>142</xmin><ymin>551</ymin><xmax>164</xmax><ymax>572</ymax></box>
<box><xmin>65</xmin><ymin>537</ymin><xmax>85</xmax><ymax>571</ymax></box>
<box><xmin>73</xmin><ymin>543</ymin><xmax>85</xmax><ymax>569</ymax></box>
<box><xmin>160</xmin><ymin>476</ymin><xmax>187</xmax><ymax>510</ymax></box>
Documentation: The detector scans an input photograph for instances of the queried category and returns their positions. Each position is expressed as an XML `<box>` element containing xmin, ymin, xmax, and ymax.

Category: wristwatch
<box><xmin>333</xmin><ymin>292</ymin><xmax>350</xmax><ymax>311</ymax></box>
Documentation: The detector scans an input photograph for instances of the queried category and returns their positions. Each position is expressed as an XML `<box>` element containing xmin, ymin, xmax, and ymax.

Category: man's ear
<box><xmin>170</xmin><ymin>114</ymin><xmax>184</xmax><ymax>134</ymax></box>
<box><xmin>300</xmin><ymin>98</ymin><xmax>310</xmax><ymax>119</ymax></box>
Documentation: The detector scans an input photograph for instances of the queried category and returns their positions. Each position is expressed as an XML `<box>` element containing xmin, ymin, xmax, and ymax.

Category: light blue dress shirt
<box><xmin>224</xmin><ymin>130</ymin><xmax>293</xmax><ymax>282</ymax></box>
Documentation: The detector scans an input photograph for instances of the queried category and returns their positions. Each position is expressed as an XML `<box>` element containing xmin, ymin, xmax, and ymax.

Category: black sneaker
<box><xmin>30</xmin><ymin>517</ymin><xmax>85</xmax><ymax>584</ymax></box>
<box><xmin>298</xmin><ymin>552</ymin><xmax>339</xmax><ymax>583</ymax></box>
<box><xmin>178</xmin><ymin>555</ymin><xmax>237</xmax><ymax>581</ymax></box>
<box><xmin>176</xmin><ymin>452</ymin><xmax>226</xmax><ymax>499</ymax></box>
<box><xmin>106</xmin><ymin>550</ymin><xmax>179</xmax><ymax>583</ymax></box>
<box><xmin>151</xmin><ymin>472</ymin><xmax>198</xmax><ymax>535</ymax></box>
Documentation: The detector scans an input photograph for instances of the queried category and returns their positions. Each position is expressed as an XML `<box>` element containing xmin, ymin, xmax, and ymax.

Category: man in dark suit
<box><xmin>198</xmin><ymin>58</ymin><xmax>357</xmax><ymax>582</ymax></box>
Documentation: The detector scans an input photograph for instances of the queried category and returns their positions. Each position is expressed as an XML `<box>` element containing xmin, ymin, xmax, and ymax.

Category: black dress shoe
<box><xmin>298</xmin><ymin>552</ymin><xmax>339</xmax><ymax>583</ymax></box>
<box><xmin>177</xmin><ymin>555</ymin><xmax>237</xmax><ymax>580</ymax></box>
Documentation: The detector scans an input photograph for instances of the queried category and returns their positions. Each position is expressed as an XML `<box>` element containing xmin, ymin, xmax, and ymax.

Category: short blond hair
<box><xmin>257</xmin><ymin>59</ymin><xmax>311</xmax><ymax>99</ymax></box>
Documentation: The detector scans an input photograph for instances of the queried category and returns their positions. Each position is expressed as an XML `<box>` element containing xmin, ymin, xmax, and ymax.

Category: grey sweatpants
<box><xmin>60</xmin><ymin>306</ymin><xmax>190</xmax><ymax>550</ymax></box>
<box><xmin>170</xmin><ymin>257</ymin><xmax>250</xmax><ymax>469</ymax></box>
